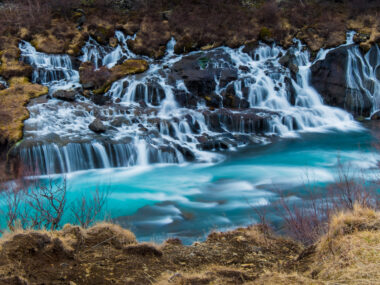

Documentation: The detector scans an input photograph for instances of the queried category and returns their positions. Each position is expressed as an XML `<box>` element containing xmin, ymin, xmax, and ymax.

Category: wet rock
<box><xmin>221</xmin><ymin>85</ymin><xmax>249</xmax><ymax>109</ymax></box>
<box><xmin>138</xmin><ymin>124</ymin><xmax>148</xmax><ymax>132</ymax></box>
<box><xmin>205</xmin><ymin>92</ymin><xmax>222</xmax><ymax>108</ymax></box>
<box><xmin>219</xmin><ymin>69</ymin><xmax>238</xmax><ymax>88</ymax></box>
<box><xmin>239</xmin><ymin>65</ymin><xmax>250</xmax><ymax>73</ymax></box>
<box><xmin>91</xmin><ymin>93</ymin><xmax>112</xmax><ymax>105</ymax></box>
<box><xmin>134</xmin><ymin>82</ymin><xmax>165</xmax><ymax>106</ymax></box>
<box><xmin>173</xmin><ymin>89</ymin><xmax>197</xmax><ymax>108</ymax></box>
<box><xmin>176</xmin><ymin>145</ymin><xmax>196</xmax><ymax>161</ymax></box>
<box><xmin>52</xmin><ymin>90</ymin><xmax>77</xmax><ymax>102</ymax></box>
<box><xmin>203</xmin><ymin>111</ymin><xmax>223</xmax><ymax>132</ymax></box>
<box><xmin>311</xmin><ymin>44</ymin><xmax>372</xmax><ymax>117</ymax></box>
<box><xmin>370</xmin><ymin>111</ymin><xmax>380</xmax><ymax>120</ymax></box>
<box><xmin>284</xmin><ymin>77</ymin><xmax>297</xmax><ymax>105</ymax></box>
<box><xmin>89</xmin><ymin>118</ymin><xmax>107</xmax><ymax>133</ymax></box>
<box><xmin>311</xmin><ymin>46</ymin><xmax>348</xmax><ymax>109</ymax></box>
<box><xmin>279</xmin><ymin>51</ymin><xmax>299</xmax><ymax>78</ymax></box>
<box><xmin>110</xmin><ymin>117</ymin><xmax>131</xmax><ymax>127</ymax></box>
<box><xmin>172</xmin><ymin>54</ymin><xmax>216</xmax><ymax>96</ymax></box>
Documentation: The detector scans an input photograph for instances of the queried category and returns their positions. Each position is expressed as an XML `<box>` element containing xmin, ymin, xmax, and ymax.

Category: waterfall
<box><xmin>0</xmin><ymin>76</ymin><xmax>8</xmax><ymax>88</ymax></box>
<box><xmin>346</xmin><ymin>44</ymin><xmax>380</xmax><ymax>115</ymax></box>
<box><xmin>19</xmin><ymin>41</ymin><xmax>80</xmax><ymax>92</ymax></box>
<box><xmin>81</xmin><ymin>32</ymin><xmax>137</xmax><ymax>69</ymax></box>
<box><xmin>16</xmin><ymin>31</ymin><xmax>363</xmax><ymax>175</ymax></box>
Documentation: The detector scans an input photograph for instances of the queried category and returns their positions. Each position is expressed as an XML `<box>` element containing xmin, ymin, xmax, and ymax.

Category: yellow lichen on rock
<box><xmin>0</xmin><ymin>77</ymin><xmax>48</xmax><ymax>144</ymax></box>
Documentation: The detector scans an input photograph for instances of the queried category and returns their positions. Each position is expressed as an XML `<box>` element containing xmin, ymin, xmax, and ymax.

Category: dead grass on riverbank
<box><xmin>0</xmin><ymin>205</ymin><xmax>378</xmax><ymax>284</ymax></box>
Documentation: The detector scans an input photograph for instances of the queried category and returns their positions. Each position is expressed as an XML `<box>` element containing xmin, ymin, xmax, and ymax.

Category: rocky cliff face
<box><xmin>311</xmin><ymin>43</ymin><xmax>379</xmax><ymax>117</ymax></box>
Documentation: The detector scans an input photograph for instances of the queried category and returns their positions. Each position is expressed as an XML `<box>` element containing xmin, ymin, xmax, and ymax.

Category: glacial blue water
<box><xmin>53</xmin><ymin>125</ymin><xmax>379</xmax><ymax>243</ymax></box>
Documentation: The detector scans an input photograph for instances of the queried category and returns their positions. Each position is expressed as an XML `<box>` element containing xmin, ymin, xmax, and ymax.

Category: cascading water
<box><xmin>16</xmin><ymin>31</ymin><xmax>363</xmax><ymax>175</ymax></box>
<box><xmin>80</xmin><ymin>32</ymin><xmax>137</xmax><ymax>69</ymax></box>
<box><xmin>19</xmin><ymin>41</ymin><xmax>80</xmax><ymax>92</ymax></box>
<box><xmin>346</xmin><ymin>44</ymin><xmax>380</xmax><ymax>115</ymax></box>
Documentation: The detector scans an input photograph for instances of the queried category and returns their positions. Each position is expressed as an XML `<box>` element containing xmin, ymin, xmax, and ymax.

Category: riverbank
<box><xmin>0</xmin><ymin>205</ymin><xmax>378</xmax><ymax>284</ymax></box>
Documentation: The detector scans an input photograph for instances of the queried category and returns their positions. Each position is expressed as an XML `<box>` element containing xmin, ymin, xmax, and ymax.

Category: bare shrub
<box><xmin>26</xmin><ymin>178</ymin><xmax>67</xmax><ymax>230</ymax></box>
<box><xmin>70</xmin><ymin>188</ymin><xmax>109</xmax><ymax>228</ymax></box>
<box><xmin>258</xmin><ymin>0</ymin><xmax>279</xmax><ymax>26</ymax></box>
<box><xmin>275</xmin><ymin>160</ymin><xmax>379</xmax><ymax>245</ymax></box>
<box><xmin>0</xmin><ymin>0</ymin><xmax>52</xmax><ymax>34</ymax></box>
<box><xmin>274</xmin><ymin>183</ymin><xmax>332</xmax><ymax>246</ymax></box>
<box><xmin>1</xmin><ymin>177</ymin><xmax>67</xmax><ymax>231</ymax></box>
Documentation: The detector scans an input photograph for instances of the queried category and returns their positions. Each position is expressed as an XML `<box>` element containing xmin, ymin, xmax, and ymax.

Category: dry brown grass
<box><xmin>0</xmin><ymin>206</ymin><xmax>378</xmax><ymax>284</ymax></box>
<box><xmin>306</xmin><ymin>205</ymin><xmax>380</xmax><ymax>284</ymax></box>
<box><xmin>249</xmin><ymin>271</ymin><xmax>321</xmax><ymax>285</ymax></box>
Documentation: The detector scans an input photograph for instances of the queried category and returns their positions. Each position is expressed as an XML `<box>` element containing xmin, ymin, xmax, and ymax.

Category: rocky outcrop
<box><xmin>311</xmin><ymin>45</ymin><xmax>349</xmax><ymax>110</ymax></box>
<box><xmin>80</xmin><ymin>59</ymin><xmax>149</xmax><ymax>94</ymax></box>
<box><xmin>169</xmin><ymin>51</ymin><xmax>247</xmax><ymax>109</ymax></box>
<box><xmin>311</xmin><ymin>44</ymin><xmax>376</xmax><ymax>117</ymax></box>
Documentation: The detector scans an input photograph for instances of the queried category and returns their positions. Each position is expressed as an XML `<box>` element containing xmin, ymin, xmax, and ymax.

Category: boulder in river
<box><xmin>52</xmin><ymin>90</ymin><xmax>77</xmax><ymax>102</ymax></box>
<box><xmin>89</xmin><ymin>118</ymin><xmax>107</xmax><ymax>133</ymax></box>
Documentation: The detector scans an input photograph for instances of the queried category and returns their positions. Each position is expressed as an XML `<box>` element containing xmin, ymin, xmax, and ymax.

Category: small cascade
<box><xmin>81</xmin><ymin>32</ymin><xmax>137</xmax><ymax>69</ymax></box>
<box><xmin>16</xmin><ymin>31</ymin><xmax>363</xmax><ymax>175</ymax></box>
<box><xmin>19</xmin><ymin>41</ymin><xmax>80</xmax><ymax>91</ymax></box>
<box><xmin>0</xmin><ymin>76</ymin><xmax>8</xmax><ymax>89</ymax></box>
<box><xmin>346</xmin><ymin>44</ymin><xmax>380</xmax><ymax>115</ymax></box>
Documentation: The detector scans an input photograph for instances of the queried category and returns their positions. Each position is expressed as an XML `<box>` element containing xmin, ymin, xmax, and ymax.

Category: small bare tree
<box><xmin>2</xmin><ymin>185</ymin><xmax>25</xmax><ymax>232</ymax></box>
<box><xmin>70</xmin><ymin>188</ymin><xmax>109</xmax><ymax>228</ymax></box>
<box><xmin>25</xmin><ymin>178</ymin><xmax>67</xmax><ymax>230</ymax></box>
<box><xmin>1</xmin><ymin>177</ymin><xmax>68</xmax><ymax>231</ymax></box>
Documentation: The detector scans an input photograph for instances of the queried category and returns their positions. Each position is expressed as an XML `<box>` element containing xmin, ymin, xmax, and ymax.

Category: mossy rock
<box><xmin>0</xmin><ymin>49</ymin><xmax>33</xmax><ymax>80</ymax></box>
<box><xmin>93</xmin><ymin>59</ymin><xmax>149</xmax><ymax>94</ymax></box>
<box><xmin>0</xmin><ymin>77</ymin><xmax>48</xmax><ymax>145</ymax></box>
<box><xmin>258</xmin><ymin>27</ymin><xmax>273</xmax><ymax>43</ymax></box>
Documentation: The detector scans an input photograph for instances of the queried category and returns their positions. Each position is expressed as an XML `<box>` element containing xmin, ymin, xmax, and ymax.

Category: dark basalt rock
<box><xmin>311</xmin><ymin>44</ymin><xmax>373</xmax><ymax>117</ymax></box>
<box><xmin>311</xmin><ymin>46</ymin><xmax>349</xmax><ymax>109</ymax></box>
<box><xmin>134</xmin><ymin>82</ymin><xmax>166</xmax><ymax>106</ymax></box>
<box><xmin>221</xmin><ymin>85</ymin><xmax>249</xmax><ymax>109</ymax></box>
<box><xmin>91</xmin><ymin>93</ymin><xmax>112</xmax><ymax>106</ymax></box>
<box><xmin>370</xmin><ymin>110</ymin><xmax>380</xmax><ymax>120</ymax></box>
<box><xmin>110</xmin><ymin>117</ymin><xmax>131</xmax><ymax>127</ymax></box>
<box><xmin>52</xmin><ymin>90</ymin><xmax>77</xmax><ymax>102</ymax></box>
<box><xmin>173</xmin><ymin>89</ymin><xmax>198</xmax><ymax>108</ymax></box>
<box><xmin>89</xmin><ymin>118</ymin><xmax>107</xmax><ymax>133</ymax></box>
<box><xmin>279</xmin><ymin>50</ymin><xmax>299</xmax><ymax>79</ymax></box>
<box><xmin>219</xmin><ymin>69</ymin><xmax>238</xmax><ymax>88</ymax></box>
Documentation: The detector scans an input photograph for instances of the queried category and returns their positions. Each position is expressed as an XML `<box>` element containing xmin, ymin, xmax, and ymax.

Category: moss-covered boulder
<box><xmin>80</xmin><ymin>59</ymin><xmax>149</xmax><ymax>95</ymax></box>
<box><xmin>0</xmin><ymin>77</ymin><xmax>48</xmax><ymax>145</ymax></box>
<box><xmin>0</xmin><ymin>48</ymin><xmax>33</xmax><ymax>80</ymax></box>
